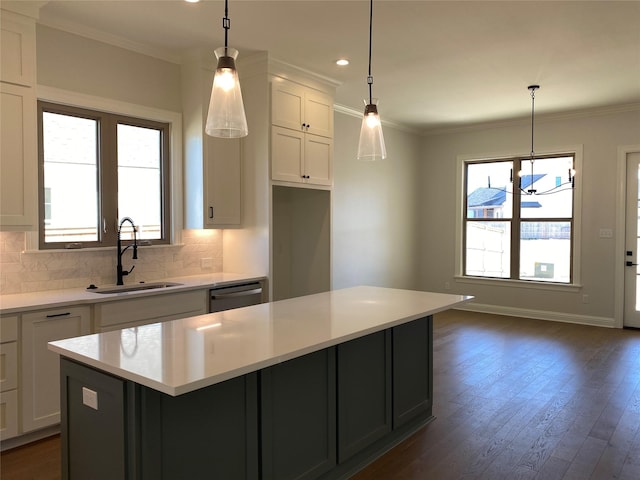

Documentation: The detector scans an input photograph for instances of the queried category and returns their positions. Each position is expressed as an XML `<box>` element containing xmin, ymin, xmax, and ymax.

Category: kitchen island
<box><xmin>49</xmin><ymin>286</ymin><xmax>472</xmax><ymax>480</ymax></box>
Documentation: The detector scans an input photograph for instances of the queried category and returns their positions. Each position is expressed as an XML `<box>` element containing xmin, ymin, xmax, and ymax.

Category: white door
<box><xmin>624</xmin><ymin>152</ymin><xmax>640</xmax><ymax>327</ymax></box>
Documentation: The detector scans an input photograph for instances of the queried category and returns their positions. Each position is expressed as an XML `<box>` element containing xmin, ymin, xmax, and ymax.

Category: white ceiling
<box><xmin>34</xmin><ymin>0</ymin><xmax>640</xmax><ymax>133</ymax></box>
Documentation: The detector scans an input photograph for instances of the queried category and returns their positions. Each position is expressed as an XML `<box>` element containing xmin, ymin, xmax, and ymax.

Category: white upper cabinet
<box><xmin>183</xmin><ymin>62</ymin><xmax>242</xmax><ymax>228</ymax></box>
<box><xmin>271</xmin><ymin>78</ymin><xmax>334</xmax><ymax>187</ymax></box>
<box><xmin>272</xmin><ymin>126</ymin><xmax>332</xmax><ymax>186</ymax></box>
<box><xmin>203</xmin><ymin>134</ymin><xmax>242</xmax><ymax>227</ymax></box>
<box><xmin>272</xmin><ymin>80</ymin><xmax>333</xmax><ymax>139</ymax></box>
<box><xmin>0</xmin><ymin>11</ymin><xmax>37</xmax><ymax>230</ymax></box>
<box><xmin>1</xmin><ymin>13</ymin><xmax>36</xmax><ymax>87</ymax></box>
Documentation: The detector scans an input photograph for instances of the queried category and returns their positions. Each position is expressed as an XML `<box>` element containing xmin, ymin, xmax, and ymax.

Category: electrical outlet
<box><xmin>201</xmin><ymin>258</ymin><xmax>213</xmax><ymax>268</ymax></box>
<box><xmin>444</xmin><ymin>281</ymin><xmax>451</xmax><ymax>290</ymax></box>
<box><xmin>82</xmin><ymin>387</ymin><xmax>98</xmax><ymax>410</ymax></box>
<box><xmin>582</xmin><ymin>294</ymin><xmax>589</xmax><ymax>304</ymax></box>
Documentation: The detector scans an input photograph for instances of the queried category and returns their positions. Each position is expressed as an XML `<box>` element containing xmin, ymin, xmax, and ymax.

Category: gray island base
<box><xmin>52</xmin><ymin>287</ymin><xmax>472</xmax><ymax>479</ymax></box>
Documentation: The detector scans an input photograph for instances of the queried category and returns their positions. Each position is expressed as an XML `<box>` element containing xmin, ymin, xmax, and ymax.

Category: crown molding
<box><xmin>423</xmin><ymin>102</ymin><xmax>640</xmax><ymax>137</ymax></box>
<box><xmin>37</xmin><ymin>15</ymin><xmax>182</xmax><ymax>64</ymax></box>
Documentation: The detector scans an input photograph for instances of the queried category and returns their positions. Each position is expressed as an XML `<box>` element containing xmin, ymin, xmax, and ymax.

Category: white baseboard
<box><xmin>454</xmin><ymin>303</ymin><xmax>616</xmax><ymax>328</ymax></box>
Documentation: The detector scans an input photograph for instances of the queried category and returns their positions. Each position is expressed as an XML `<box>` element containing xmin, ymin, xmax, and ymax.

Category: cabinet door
<box><xmin>22</xmin><ymin>306</ymin><xmax>91</xmax><ymax>432</ymax></box>
<box><xmin>272</xmin><ymin>126</ymin><xmax>304</xmax><ymax>184</ymax></box>
<box><xmin>141</xmin><ymin>374</ymin><xmax>259</xmax><ymax>480</ymax></box>
<box><xmin>304</xmin><ymin>91</ymin><xmax>333</xmax><ymax>138</ymax></box>
<box><xmin>60</xmin><ymin>359</ymin><xmax>128</xmax><ymax>480</ymax></box>
<box><xmin>0</xmin><ymin>390</ymin><xmax>19</xmax><ymax>440</ymax></box>
<box><xmin>1</xmin><ymin>13</ymin><xmax>36</xmax><ymax>87</ymax></box>
<box><xmin>0</xmin><ymin>82</ymin><xmax>37</xmax><ymax>229</ymax></box>
<box><xmin>204</xmin><ymin>135</ymin><xmax>242</xmax><ymax>226</ymax></box>
<box><xmin>0</xmin><ymin>342</ymin><xmax>18</xmax><ymax>392</ymax></box>
<box><xmin>392</xmin><ymin>316</ymin><xmax>433</xmax><ymax>428</ymax></box>
<box><xmin>272</xmin><ymin>80</ymin><xmax>305</xmax><ymax>131</ymax></box>
<box><xmin>337</xmin><ymin>331</ymin><xmax>391</xmax><ymax>462</ymax></box>
<box><xmin>304</xmin><ymin>134</ymin><xmax>333</xmax><ymax>186</ymax></box>
<box><xmin>261</xmin><ymin>348</ymin><xmax>336</xmax><ymax>480</ymax></box>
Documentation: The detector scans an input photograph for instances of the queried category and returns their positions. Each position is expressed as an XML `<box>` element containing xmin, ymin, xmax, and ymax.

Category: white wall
<box><xmin>36</xmin><ymin>25</ymin><xmax>181</xmax><ymax>112</ymax></box>
<box><xmin>419</xmin><ymin>107</ymin><xmax>640</xmax><ymax>325</ymax></box>
<box><xmin>332</xmin><ymin>112</ymin><xmax>422</xmax><ymax>290</ymax></box>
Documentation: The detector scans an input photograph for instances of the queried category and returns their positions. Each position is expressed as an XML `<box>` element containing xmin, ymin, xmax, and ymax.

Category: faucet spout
<box><xmin>116</xmin><ymin>217</ymin><xmax>139</xmax><ymax>285</ymax></box>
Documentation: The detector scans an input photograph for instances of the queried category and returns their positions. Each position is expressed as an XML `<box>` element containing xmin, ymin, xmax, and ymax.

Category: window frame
<box><xmin>37</xmin><ymin>100</ymin><xmax>171</xmax><ymax>250</ymax></box>
<box><xmin>456</xmin><ymin>147</ymin><xmax>583</xmax><ymax>288</ymax></box>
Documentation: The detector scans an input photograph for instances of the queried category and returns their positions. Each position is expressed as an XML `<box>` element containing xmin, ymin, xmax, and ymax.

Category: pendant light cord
<box><xmin>529</xmin><ymin>86</ymin><xmax>537</xmax><ymax>160</ymax></box>
<box><xmin>367</xmin><ymin>0</ymin><xmax>373</xmax><ymax>105</ymax></box>
<box><xmin>223</xmin><ymin>0</ymin><xmax>230</xmax><ymax>51</ymax></box>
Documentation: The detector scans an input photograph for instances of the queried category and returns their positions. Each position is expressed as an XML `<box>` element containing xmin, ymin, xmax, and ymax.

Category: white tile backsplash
<box><xmin>0</xmin><ymin>230</ymin><xmax>223</xmax><ymax>295</ymax></box>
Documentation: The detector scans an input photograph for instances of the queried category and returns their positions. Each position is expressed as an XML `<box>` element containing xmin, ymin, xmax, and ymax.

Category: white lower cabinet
<box><xmin>95</xmin><ymin>290</ymin><xmax>208</xmax><ymax>332</ymax></box>
<box><xmin>0</xmin><ymin>390</ymin><xmax>19</xmax><ymax>440</ymax></box>
<box><xmin>21</xmin><ymin>306</ymin><xmax>91</xmax><ymax>432</ymax></box>
<box><xmin>1</xmin><ymin>315</ymin><xmax>19</xmax><ymax>440</ymax></box>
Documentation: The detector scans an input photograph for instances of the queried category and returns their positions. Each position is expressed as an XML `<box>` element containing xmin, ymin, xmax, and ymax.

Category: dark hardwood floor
<box><xmin>2</xmin><ymin>310</ymin><xmax>640</xmax><ymax>479</ymax></box>
<box><xmin>1</xmin><ymin>434</ymin><xmax>60</xmax><ymax>480</ymax></box>
<box><xmin>353</xmin><ymin>310</ymin><xmax>640</xmax><ymax>480</ymax></box>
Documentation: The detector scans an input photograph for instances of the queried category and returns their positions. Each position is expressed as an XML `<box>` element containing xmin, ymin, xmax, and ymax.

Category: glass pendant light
<box><xmin>205</xmin><ymin>0</ymin><xmax>248</xmax><ymax>138</ymax></box>
<box><xmin>357</xmin><ymin>0</ymin><xmax>386</xmax><ymax>161</ymax></box>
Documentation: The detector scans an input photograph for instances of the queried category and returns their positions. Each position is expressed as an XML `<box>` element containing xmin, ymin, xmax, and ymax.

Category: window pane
<box><xmin>466</xmin><ymin>162</ymin><xmax>513</xmax><ymax>219</ymax></box>
<box><xmin>520</xmin><ymin>221</ymin><xmax>571</xmax><ymax>283</ymax></box>
<box><xmin>520</xmin><ymin>156</ymin><xmax>574</xmax><ymax>218</ymax></box>
<box><xmin>117</xmin><ymin>124</ymin><xmax>162</xmax><ymax>240</ymax></box>
<box><xmin>466</xmin><ymin>221</ymin><xmax>510</xmax><ymax>278</ymax></box>
<box><xmin>42</xmin><ymin>112</ymin><xmax>98</xmax><ymax>243</ymax></box>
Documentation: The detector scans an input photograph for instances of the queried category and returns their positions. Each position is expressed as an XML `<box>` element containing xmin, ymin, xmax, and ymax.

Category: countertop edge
<box><xmin>49</xmin><ymin>291</ymin><xmax>473</xmax><ymax>396</ymax></box>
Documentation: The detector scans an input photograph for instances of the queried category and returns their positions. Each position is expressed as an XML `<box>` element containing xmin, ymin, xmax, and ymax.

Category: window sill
<box><xmin>22</xmin><ymin>243</ymin><xmax>185</xmax><ymax>255</ymax></box>
<box><xmin>454</xmin><ymin>275</ymin><xmax>582</xmax><ymax>292</ymax></box>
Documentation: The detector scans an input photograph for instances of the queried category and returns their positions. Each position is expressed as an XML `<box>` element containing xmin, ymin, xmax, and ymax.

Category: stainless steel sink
<box><xmin>89</xmin><ymin>282</ymin><xmax>183</xmax><ymax>294</ymax></box>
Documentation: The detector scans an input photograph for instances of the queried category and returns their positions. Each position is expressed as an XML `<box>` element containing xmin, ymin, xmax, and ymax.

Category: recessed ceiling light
<box><xmin>336</xmin><ymin>59</ymin><xmax>349</xmax><ymax>66</ymax></box>
<box><xmin>184</xmin><ymin>0</ymin><xmax>201</xmax><ymax>3</ymax></box>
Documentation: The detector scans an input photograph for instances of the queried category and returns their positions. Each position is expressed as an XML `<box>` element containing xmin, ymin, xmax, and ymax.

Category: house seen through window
<box><xmin>464</xmin><ymin>155</ymin><xmax>575</xmax><ymax>283</ymax></box>
<box><xmin>38</xmin><ymin>101</ymin><xmax>170</xmax><ymax>249</ymax></box>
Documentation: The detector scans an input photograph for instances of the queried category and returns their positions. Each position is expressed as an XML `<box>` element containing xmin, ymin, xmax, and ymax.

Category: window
<box><xmin>463</xmin><ymin>154</ymin><xmax>575</xmax><ymax>283</ymax></box>
<box><xmin>37</xmin><ymin>101</ymin><xmax>170</xmax><ymax>249</ymax></box>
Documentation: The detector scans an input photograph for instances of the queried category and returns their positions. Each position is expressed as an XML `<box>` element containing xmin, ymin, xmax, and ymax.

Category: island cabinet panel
<box><xmin>392</xmin><ymin>316</ymin><xmax>433</xmax><ymax>428</ymax></box>
<box><xmin>336</xmin><ymin>330</ymin><xmax>392</xmax><ymax>462</ymax></box>
<box><xmin>260</xmin><ymin>348</ymin><xmax>337</xmax><ymax>480</ymax></box>
<box><xmin>139</xmin><ymin>373</ymin><xmax>259</xmax><ymax>480</ymax></box>
<box><xmin>60</xmin><ymin>359</ymin><xmax>128</xmax><ymax>480</ymax></box>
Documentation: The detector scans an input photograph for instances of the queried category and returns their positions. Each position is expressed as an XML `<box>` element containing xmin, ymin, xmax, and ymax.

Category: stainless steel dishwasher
<box><xmin>209</xmin><ymin>281</ymin><xmax>264</xmax><ymax>313</ymax></box>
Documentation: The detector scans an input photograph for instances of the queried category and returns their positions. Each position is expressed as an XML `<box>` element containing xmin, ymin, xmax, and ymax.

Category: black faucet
<box><xmin>116</xmin><ymin>217</ymin><xmax>138</xmax><ymax>285</ymax></box>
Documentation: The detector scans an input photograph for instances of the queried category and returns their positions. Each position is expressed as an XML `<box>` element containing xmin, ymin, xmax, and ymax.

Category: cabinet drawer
<box><xmin>1</xmin><ymin>315</ymin><xmax>18</xmax><ymax>342</ymax></box>
<box><xmin>96</xmin><ymin>290</ymin><xmax>207</xmax><ymax>329</ymax></box>
<box><xmin>0</xmin><ymin>342</ymin><xmax>18</xmax><ymax>392</ymax></box>
<box><xmin>0</xmin><ymin>389</ymin><xmax>19</xmax><ymax>440</ymax></box>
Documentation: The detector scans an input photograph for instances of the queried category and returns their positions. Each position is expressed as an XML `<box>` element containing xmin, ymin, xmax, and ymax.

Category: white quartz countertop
<box><xmin>0</xmin><ymin>272</ymin><xmax>266</xmax><ymax>314</ymax></box>
<box><xmin>49</xmin><ymin>286</ymin><xmax>473</xmax><ymax>396</ymax></box>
